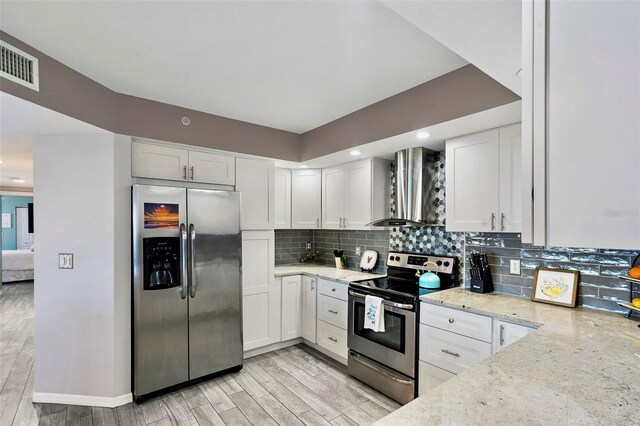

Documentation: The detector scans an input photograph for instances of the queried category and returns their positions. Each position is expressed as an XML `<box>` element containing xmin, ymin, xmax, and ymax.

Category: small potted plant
<box><xmin>299</xmin><ymin>243</ymin><xmax>322</xmax><ymax>264</ymax></box>
<box><xmin>334</xmin><ymin>233</ymin><xmax>347</xmax><ymax>269</ymax></box>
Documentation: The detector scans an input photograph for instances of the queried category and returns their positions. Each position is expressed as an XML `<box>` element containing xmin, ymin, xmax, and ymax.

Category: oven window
<box><xmin>353</xmin><ymin>300</ymin><xmax>405</xmax><ymax>352</ymax></box>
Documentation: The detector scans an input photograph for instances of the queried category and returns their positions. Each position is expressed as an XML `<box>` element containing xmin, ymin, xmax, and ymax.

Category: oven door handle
<box><xmin>348</xmin><ymin>290</ymin><xmax>414</xmax><ymax>310</ymax></box>
<box><xmin>349</xmin><ymin>351</ymin><xmax>413</xmax><ymax>385</ymax></box>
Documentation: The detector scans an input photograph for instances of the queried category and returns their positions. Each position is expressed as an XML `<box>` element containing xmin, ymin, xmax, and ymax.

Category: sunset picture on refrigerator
<box><xmin>144</xmin><ymin>203</ymin><xmax>179</xmax><ymax>229</ymax></box>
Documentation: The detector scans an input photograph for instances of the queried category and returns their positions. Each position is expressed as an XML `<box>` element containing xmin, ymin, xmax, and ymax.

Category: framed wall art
<box><xmin>531</xmin><ymin>267</ymin><xmax>580</xmax><ymax>307</ymax></box>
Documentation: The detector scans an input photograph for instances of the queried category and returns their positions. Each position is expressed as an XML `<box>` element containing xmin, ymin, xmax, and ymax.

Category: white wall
<box><xmin>33</xmin><ymin>133</ymin><xmax>132</xmax><ymax>405</ymax></box>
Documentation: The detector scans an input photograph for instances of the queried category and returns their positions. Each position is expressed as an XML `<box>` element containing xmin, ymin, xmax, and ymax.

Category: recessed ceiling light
<box><xmin>300</xmin><ymin>165</ymin><xmax>309</xmax><ymax>168</ymax></box>
<box><xmin>350</xmin><ymin>150</ymin><xmax>361</xmax><ymax>156</ymax></box>
<box><xmin>10</xmin><ymin>177</ymin><xmax>25</xmax><ymax>183</ymax></box>
<box><xmin>0</xmin><ymin>160</ymin><xmax>4</xmax><ymax>164</ymax></box>
<box><xmin>416</xmin><ymin>131</ymin><xmax>430</xmax><ymax>140</ymax></box>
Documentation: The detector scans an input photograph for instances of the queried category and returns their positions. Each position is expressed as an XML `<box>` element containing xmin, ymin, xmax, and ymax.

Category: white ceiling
<box><xmin>0</xmin><ymin>93</ymin><xmax>108</xmax><ymax>189</ymax></box>
<box><xmin>382</xmin><ymin>0</ymin><xmax>522</xmax><ymax>96</ymax></box>
<box><xmin>0</xmin><ymin>1</ymin><xmax>468</xmax><ymax>133</ymax></box>
<box><xmin>274</xmin><ymin>100</ymin><xmax>522</xmax><ymax>169</ymax></box>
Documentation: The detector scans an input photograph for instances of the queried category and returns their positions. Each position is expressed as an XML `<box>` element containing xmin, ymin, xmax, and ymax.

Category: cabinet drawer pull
<box><xmin>441</xmin><ymin>349</ymin><xmax>460</xmax><ymax>358</ymax></box>
<box><xmin>448</xmin><ymin>318</ymin><xmax>455</xmax><ymax>324</ymax></box>
<box><xmin>328</xmin><ymin>309</ymin><xmax>338</xmax><ymax>314</ymax></box>
<box><xmin>499</xmin><ymin>324</ymin><xmax>505</xmax><ymax>345</ymax></box>
<box><xmin>332</xmin><ymin>288</ymin><xmax>336</xmax><ymax>292</ymax></box>
<box><xmin>327</xmin><ymin>336</ymin><xmax>338</xmax><ymax>343</ymax></box>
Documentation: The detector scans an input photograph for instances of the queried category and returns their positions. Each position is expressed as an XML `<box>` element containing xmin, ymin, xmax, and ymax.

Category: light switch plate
<box><xmin>306</xmin><ymin>242</ymin><xmax>311</xmax><ymax>250</ymax></box>
<box><xmin>509</xmin><ymin>259</ymin><xmax>521</xmax><ymax>275</ymax></box>
<box><xmin>355</xmin><ymin>246</ymin><xmax>361</xmax><ymax>256</ymax></box>
<box><xmin>59</xmin><ymin>253</ymin><xmax>73</xmax><ymax>269</ymax></box>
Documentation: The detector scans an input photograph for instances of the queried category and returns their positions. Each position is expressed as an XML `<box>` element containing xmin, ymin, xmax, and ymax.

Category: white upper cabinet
<box><xmin>291</xmin><ymin>169</ymin><xmax>321</xmax><ymax>229</ymax></box>
<box><xmin>132</xmin><ymin>142</ymin><xmax>189</xmax><ymax>181</ymax></box>
<box><xmin>523</xmin><ymin>1</ymin><xmax>640</xmax><ymax>249</ymax></box>
<box><xmin>274</xmin><ymin>168</ymin><xmax>291</xmax><ymax>229</ymax></box>
<box><xmin>236</xmin><ymin>158</ymin><xmax>275</xmax><ymax>230</ymax></box>
<box><xmin>132</xmin><ymin>140</ymin><xmax>235</xmax><ymax>185</ymax></box>
<box><xmin>321</xmin><ymin>158</ymin><xmax>390</xmax><ymax>230</ymax></box>
<box><xmin>188</xmin><ymin>151</ymin><xmax>235</xmax><ymax>185</ymax></box>
<box><xmin>445</xmin><ymin>124</ymin><xmax>521</xmax><ymax>233</ymax></box>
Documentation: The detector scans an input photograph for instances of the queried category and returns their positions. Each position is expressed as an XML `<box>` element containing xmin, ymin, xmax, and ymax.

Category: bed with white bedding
<box><xmin>2</xmin><ymin>249</ymin><xmax>34</xmax><ymax>282</ymax></box>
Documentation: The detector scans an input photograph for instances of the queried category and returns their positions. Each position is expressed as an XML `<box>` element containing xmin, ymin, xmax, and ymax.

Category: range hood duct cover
<box><xmin>369</xmin><ymin>147</ymin><xmax>442</xmax><ymax>227</ymax></box>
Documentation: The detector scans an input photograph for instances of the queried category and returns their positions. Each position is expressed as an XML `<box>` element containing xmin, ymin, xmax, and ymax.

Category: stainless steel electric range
<box><xmin>347</xmin><ymin>251</ymin><xmax>459</xmax><ymax>405</ymax></box>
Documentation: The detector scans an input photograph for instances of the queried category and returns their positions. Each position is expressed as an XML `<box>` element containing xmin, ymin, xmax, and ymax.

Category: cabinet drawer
<box><xmin>419</xmin><ymin>325</ymin><xmax>491</xmax><ymax>374</ymax></box>
<box><xmin>317</xmin><ymin>294</ymin><xmax>348</xmax><ymax>329</ymax></box>
<box><xmin>420</xmin><ymin>303</ymin><xmax>492</xmax><ymax>342</ymax></box>
<box><xmin>418</xmin><ymin>361</ymin><xmax>456</xmax><ymax>396</ymax></box>
<box><xmin>318</xmin><ymin>279</ymin><xmax>348</xmax><ymax>301</ymax></box>
<box><xmin>317</xmin><ymin>320</ymin><xmax>348</xmax><ymax>359</ymax></box>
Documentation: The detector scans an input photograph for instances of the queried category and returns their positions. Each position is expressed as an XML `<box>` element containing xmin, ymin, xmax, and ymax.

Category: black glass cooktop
<box><xmin>350</xmin><ymin>276</ymin><xmax>445</xmax><ymax>301</ymax></box>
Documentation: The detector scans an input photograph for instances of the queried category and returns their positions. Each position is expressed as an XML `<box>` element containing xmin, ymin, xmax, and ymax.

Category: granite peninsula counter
<box><xmin>376</xmin><ymin>288</ymin><xmax>640</xmax><ymax>425</ymax></box>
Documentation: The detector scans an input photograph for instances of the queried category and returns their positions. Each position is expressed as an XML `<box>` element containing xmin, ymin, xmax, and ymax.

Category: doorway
<box><xmin>15</xmin><ymin>206</ymin><xmax>33</xmax><ymax>249</ymax></box>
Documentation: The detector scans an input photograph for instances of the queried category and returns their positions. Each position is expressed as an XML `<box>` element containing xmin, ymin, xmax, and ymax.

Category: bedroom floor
<box><xmin>0</xmin><ymin>281</ymin><xmax>400</xmax><ymax>426</ymax></box>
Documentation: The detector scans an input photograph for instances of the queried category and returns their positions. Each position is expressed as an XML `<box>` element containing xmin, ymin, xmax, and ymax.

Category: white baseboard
<box><xmin>243</xmin><ymin>338</ymin><xmax>302</xmax><ymax>359</ymax></box>
<box><xmin>33</xmin><ymin>392</ymin><xmax>132</xmax><ymax>408</ymax></box>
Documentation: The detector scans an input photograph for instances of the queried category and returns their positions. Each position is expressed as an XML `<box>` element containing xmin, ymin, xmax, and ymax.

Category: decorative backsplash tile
<box><xmin>466</xmin><ymin>232</ymin><xmax>640</xmax><ymax>314</ymax></box>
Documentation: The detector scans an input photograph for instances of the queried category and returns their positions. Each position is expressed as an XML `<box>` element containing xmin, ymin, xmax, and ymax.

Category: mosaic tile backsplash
<box><xmin>275</xmin><ymin>151</ymin><xmax>639</xmax><ymax>314</ymax></box>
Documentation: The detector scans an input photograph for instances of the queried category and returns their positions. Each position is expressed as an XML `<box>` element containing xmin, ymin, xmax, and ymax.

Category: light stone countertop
<box><xmin>376</xmin><ymin>287</ymin><xmax>640</xmax><ymax>426</ymax></box>
<box><xmin>274</xmin><ymin>264</ymin><xmax>385</xmax><ymax>284</ymax></box>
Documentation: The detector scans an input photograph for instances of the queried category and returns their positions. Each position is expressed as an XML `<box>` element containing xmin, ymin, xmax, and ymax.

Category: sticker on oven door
<box><xmin>144</xmin><ymin>203</ymin><xmax>179</xmax><ymax>229</ymax></box>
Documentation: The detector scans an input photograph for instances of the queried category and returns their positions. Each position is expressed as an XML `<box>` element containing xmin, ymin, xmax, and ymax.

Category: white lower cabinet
<box><xmin>301</xmin><ymin>276</ymin><xmax>317</xmax><ymax>343</ymax></box>
<box><xmin>420</xmin><ymin>324</ymin><xmax>491</xmax><ymax>374</ymax></box>
<box><xmin>316</xmin><ymin>279</ymin><xmax>349</xmax><ymax>360</ymax></box>
<box><xmin>418</xmin><ymin>361</ymin><xmax>456</xmax><ymax>396</ymax></box>
<box><xmin>242</xmin><ymin>231</ymin><xmax>280</xmax><ymax>351</ymax></box>
<box><xmin>492</xmin><ymin>320</ymin><xmax>534</xmax><ymax>354</ymax></box>
<box><xmin>281</xmin><ymin>275</ymin><xmax>302</xmax><ymax>341</ymax></box>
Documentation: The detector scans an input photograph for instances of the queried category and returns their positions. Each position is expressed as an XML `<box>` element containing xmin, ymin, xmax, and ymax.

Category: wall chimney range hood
<box><xmin>368</xmin><ymin>147</ymin><xmax>443</xmax><ymax>227</ymax></box>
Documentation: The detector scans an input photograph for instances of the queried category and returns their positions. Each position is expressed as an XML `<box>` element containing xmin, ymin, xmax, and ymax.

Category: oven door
<box><xmin>347</xmin><ymin>290</ymin><xmax>416</xmax><ymax>378</ymax></box>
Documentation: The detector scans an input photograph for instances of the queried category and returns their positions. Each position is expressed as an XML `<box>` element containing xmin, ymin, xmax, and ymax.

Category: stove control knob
<box><xmin>436</xmin><ymin>260</ymin><xmax>443</xmax><ymax>266</ymax></box>
<box><xmin>443</xmin><ymin>261</ymin><xmax>450</xmax><ymax>267</ymax></box>
<box><xmin>395</xmin><ymin>256</ymin><xmax>401</xmax><ymax>261</ymax></box>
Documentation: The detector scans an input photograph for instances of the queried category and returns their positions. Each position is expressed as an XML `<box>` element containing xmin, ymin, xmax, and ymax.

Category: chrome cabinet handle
<box><xmin>190</xmin><ymin>166</ymin><xmax>194</xmax><ymax>180</ymax></box>
<box><xmin>491</xmin><ymin>213</ymin><xmax>496</xmax><ymax>230</ymax></box>
<box><xmin>339</xmin><ymin>217</ymin><xmax>343</xmax><ymax>228</ymax></box>
<box><xmin>317</xmin><ymin>217</ymin><xmax>320</xmax><ymax>228</ymax></box>
<box><xmin>348</xmin><ymin>290</ymin><xmax>414</xmax><ymax>310</ymax></box>
<box><xmin>441</xmin><ymin>349</ymin><xmax>460</xmax><ymax>358</ymax></box>
<box><xmin>448</xmin><ymin>318</ymin><xmax>455</xmax><ymax>324</ymax></box>
<box><xmin>179</xmin><ymin>223</ymin><xmax>188</xmax><ymax>299</ymax></box>
<box><xmin>328</xmin><ymin>309</ymin><xmax>338</xmax><ymax>314</ymax></box>
<box><xmin>311</xmin><ymin>279</ymin><xmax>315</xmax><ymax>291</ymax></box>
<box><xmin>501</xmin><ymin>213</ymin><xmax>505</xmax><ymax>231</ymax></box>
<box><xmin>189</xmin><ymin>224</ymin><xmax>196</xmax><ymax>298</ymax></box>
<box><xmin>331</xmin><ymin>288</ymin><xmax>336</xmax><ymax>292</ymax></box>
<box><xmin>327</xmin><ymin>336</ymin><xmax>338</xmax><ymax>343</ymax></box>
<box><xmin>499</xmin><ymin>324</ymin><xmax>505</xmax><ymax>346</ymax></box>
<box><xmin>183</xmin><ymin>166</ymin><xmax>187</xmax><ymax>180</ymax></box>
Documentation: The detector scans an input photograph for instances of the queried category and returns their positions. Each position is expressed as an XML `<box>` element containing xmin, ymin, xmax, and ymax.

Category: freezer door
<box><xmin>187</xmin><ymin>189</ymin><xmax>243</xmax><ymax>379</ymax></box>
<box><xmin>132</xmin><ymin>185</ymin><xmax>189</xmax><ymax>397</ymax></box>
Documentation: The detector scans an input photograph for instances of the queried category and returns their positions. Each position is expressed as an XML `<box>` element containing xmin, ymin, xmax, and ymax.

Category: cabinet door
<box><xmin>418</xmin><ymin>361</ymin><xmax>455</xmax><ymax>396</ymax></box>
<box><xmin>236</xmin><ymin>158</ymin><xmax>275</xmax><ymax>230</ymax></box>
<box><xmin>492</xmin><ymin>320</ymin><xmax>533</xmax><ymax>354</ymax></box>
<box><xmin>344</xmin><ymin>160</ymin><xmax>372</xmax><ymax>229</ymax></box>
<box><xmin>274</xmin><ymin>168</ymin><xmax>291</xmax><ymax>229</ymax></box>
<box><xmin>445</xmin><ymin>129</ymin><xmax>500</xmax><ymax>232</ymax></box>
<box><xmin>188</xmin><ymin>151</ymin><xmax>236</xmax><ymax>185</ymax></box>
<box><xmin>242</xmin><ymin>231</ymin><xmax>280</xmax><ymax>351</ymax></box>
<box><xmin>498</xmin><ymin>124</ymin><xmax>522</xmax><ymax>232</ymax></box>
<box><xmin>281</xmin><ymin>275</ymin><xmax>302</xmax><ymax>341</ymax></box>
<box><xmin>301</xmin><ymin>276</ymin><xmax>317</xmax><ymax>343</ymax></box>
<box><xmin>322</xmin><ymin>167</ymin><xmax>346</xmax><ymax>229</ymax></box>
<box><xmin>291</xmin><ymin>169</ymin><xmax>321</xmax><ymax>229</ymax></box>
<box><xmin>132</xmin><ymin>142</ymin><xmax>188</xmax><ymax>181</ymax></box>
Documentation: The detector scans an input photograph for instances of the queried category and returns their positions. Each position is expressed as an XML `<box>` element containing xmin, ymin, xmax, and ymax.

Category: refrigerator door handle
<box><xmin>179</xmin><ymin>223</ymin><xmax>188</xmax><ymax>299</ymax></box>
<box><xmin>189</xmin><ymin>223</ymin><xmax>197</xmax><ymax>298</ymax></box>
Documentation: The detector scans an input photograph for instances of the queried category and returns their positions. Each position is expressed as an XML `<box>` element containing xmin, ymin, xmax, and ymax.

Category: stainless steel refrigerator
<box><xmin>132</xmin><ymin>184</ymin><xmax>242</xmax><ymax>400</ymax></box>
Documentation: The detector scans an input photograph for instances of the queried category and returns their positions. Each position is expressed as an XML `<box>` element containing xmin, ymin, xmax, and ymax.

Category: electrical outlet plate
<box><xmin>509</xmin><ymin>259</ymin><xmax>521</xmax><ymax>275</ymax></box>
<box><xmin>355</xmin><ymin>246</ymin><xmax>361</xmax><ymax>256</ymax></box>
<box><xmin>306</xmin><ymin>242</ymin><xmax>311</xmax><ymax>250</ymax></box>
<box><xmin>59</xmin><ymin>253</ymin><xmax>73</xmax><ymax>269</ymax></box>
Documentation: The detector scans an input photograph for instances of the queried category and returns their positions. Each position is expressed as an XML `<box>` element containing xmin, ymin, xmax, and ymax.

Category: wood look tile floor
<box><xmin>0</xmin><ymin>282</ymin><xmax>401</xmax><ymax>425</ymax></box>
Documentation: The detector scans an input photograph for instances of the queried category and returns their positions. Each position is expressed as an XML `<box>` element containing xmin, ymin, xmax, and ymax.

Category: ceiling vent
<box><xmin>0</xmin><ymin>40</ymin><xmax>39</xmax><ymax>91</ymax></box>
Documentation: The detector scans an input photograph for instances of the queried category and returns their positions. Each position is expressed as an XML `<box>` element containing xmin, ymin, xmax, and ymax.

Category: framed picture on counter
<box><xmin>531</xmin><ymin>267</ymin><xmax>579</xmax><ymax>308</ymax></box>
